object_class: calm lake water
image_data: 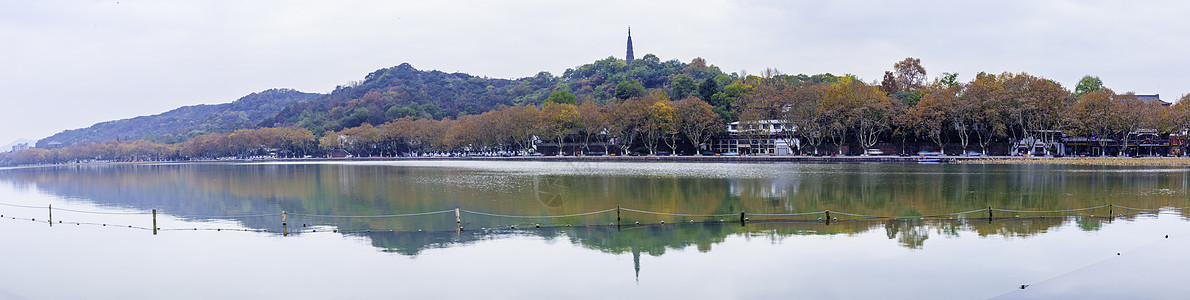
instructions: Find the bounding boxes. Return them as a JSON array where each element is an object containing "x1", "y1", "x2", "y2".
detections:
[{"x1": 1, "y1": 161, "x2": 1189, "y2": 299}]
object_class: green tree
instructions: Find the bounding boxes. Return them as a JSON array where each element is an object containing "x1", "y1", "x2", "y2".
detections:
[
  {"x1": 1074, "y1": 75, "x2": 1104, "y2": 98},
  {"x1": 614, "y1": 79, "x2": 647, "y2": 100},
  {"x1": 669, "y1": 74, "x2": 697, "y2": 100},
  {"x1": 940, "y1": 72, "x2": 960, "y2": 87},
  {"x1": 698, "y1": 78, "x2": 721, "y2": 103},
  {"x1": 545, "y1": 90, "x2": 577, "y2": 105}
]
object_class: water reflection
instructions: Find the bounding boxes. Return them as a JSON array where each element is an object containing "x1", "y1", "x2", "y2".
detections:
[{"x1": 0, "y1": 161, "x2": 1187, "y2": 256}]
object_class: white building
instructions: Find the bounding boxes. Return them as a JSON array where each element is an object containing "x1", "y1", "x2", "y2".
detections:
[{"x1": 711, "y1": 120, "x2": 799, "y2": 155}]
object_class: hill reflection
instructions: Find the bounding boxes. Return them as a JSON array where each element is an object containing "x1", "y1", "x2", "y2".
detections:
[{"x1": 1, "y1": 161, "x2": 1186, "y2": 254}]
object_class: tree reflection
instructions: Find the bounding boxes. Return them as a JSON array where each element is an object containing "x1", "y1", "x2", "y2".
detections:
[{"x1": 0, "y1": 162, "x2": 1186, "y2": 255}]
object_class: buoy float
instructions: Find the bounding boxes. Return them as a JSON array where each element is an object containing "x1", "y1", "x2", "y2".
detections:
[{"x1": 660, "y1": 221, "x2": 665, "y2": 225}]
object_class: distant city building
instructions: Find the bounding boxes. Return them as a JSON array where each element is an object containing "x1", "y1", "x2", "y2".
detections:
[
  {"x1": 11, "y1": 143, "x2": 30, "y2": 152},
  {"x1": 625, "y1": 27, "x2": 634, "y2": 64}
]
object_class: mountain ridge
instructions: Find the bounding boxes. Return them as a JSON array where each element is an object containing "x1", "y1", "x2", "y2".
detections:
[{"x1": 37, "y1": 88, "x2": 322, "y2": 147}]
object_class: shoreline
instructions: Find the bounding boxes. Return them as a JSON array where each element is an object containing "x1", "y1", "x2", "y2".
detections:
[{"x1": 5, "y1": 155, "x2": 1190, "y2": 169}]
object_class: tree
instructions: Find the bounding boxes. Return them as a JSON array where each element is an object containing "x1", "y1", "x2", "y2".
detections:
[
  {"x1": 848, "y1": 83, "x2": 896, "y2": 152},
  {"x1": 880, "y1": 71, "x2": 898, "y2": 94},
  {"x1": 698, "y1": 78, "x2": 721, "y2": 104},
  {"x1": 607, "y1": 98, "x2": 649, "y2": 155},
  {"x1": 539, "y1": 102, "x2": 579, "y2": 155},
  {"x1": 639, "y1": 91, "x2": 675, "y2": 155},
  {"x1": 1071, "y1": 89, "x2": 1117, "y2": 156},
  {"x1": 909, "y1": 84, "x2": 953, "y2": 155},
  {"x1": 673, "y1": 97, "x2": 722, "y2": 153},
  {"x1": 669, "y1": 74, "x2": 697, "y2": 100},
  {"x1": 894, "y1": 57, "x2": 927, "y2": 93},
  {"x1": 575, "y1": 101, "x2": 609, "y2": 154},
  {"x1": 788, "y1": 84, "x2": 828, "y2": 155},
  {"x1": 614, "y1": 79, "x2": 647, "y2": 100},
  {"x1": 1074, "y1": 75, "x2": 1104, "y2": 98},
  {"x1": 939, "y1": 72, "x2": 960, "y2": 87},
  {"x1": 1172, "y1": 94, "x2": 1190, "y2": 137},
  {"x1": 545, "y1": 90, "x2": 577, "y2": 105},
  {"x1": 506, "y1": 105, "x2": 542, "y2": 153}
]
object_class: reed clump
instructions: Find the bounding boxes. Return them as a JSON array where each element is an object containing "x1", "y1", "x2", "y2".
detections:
[{"x1": 964, "y1": 157, "x2": 1190, "y2": 166}]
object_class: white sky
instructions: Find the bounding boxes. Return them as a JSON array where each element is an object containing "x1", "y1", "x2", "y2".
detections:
[{"x1": 2, "y1": 0, "x2": 1188, "y2": 146}]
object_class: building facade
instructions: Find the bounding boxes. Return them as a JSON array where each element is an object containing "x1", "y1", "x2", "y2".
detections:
[{"x1": 711, "y1": 120, "x2": 798, "y2": 155}]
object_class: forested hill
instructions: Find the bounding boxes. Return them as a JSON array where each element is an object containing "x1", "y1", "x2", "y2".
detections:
[
  {"x1": 262, "y1": 54, "x2": 733, "y2": 135},
  {"x1": 37, "y1": 88, "x2": 321, "y2": 148}
]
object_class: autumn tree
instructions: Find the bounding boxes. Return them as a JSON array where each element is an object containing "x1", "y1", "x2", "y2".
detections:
[
  {"x1": 787, "y1": 84, "x2": 827, "y2": 154},
  {"x1": 607, "y1": 97, "x2": 649, "y2": 155},
  {"x1": 539, "y1": 101, "x2": 580, "y2": 155},
  {"x1": 673, "y1": 97, "x2": 723, "y2": 153},
  {"x1": 1172, "y1": 94, "x2": 1190, "y2": 136},
  {"x1": 894, "y1": 57, "x2": 927, "y2": 92},
  {"x1": 908, "y1": 84, "x2": 953, "y2": 154},
  {"x1": 575, "y1": 101, "x2": 609, "y2": 154},
  {"x1": 638, "y1": 90, "x2": 675, "y2": 155},
  {"x1": 505, "y1": 105, "x2": 542, "y2": 154},
  {"x1": 1071, "y1": 89, "x2": 1117, "y2": 155}
]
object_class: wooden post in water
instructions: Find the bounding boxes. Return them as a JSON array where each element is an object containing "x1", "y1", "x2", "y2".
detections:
[
  {"x1": 825, "y1": 210, "x2": 831, "y2": 225},
  {"x1": 152, "y1": 209, "x2": 157, "y2": 235},
  {"x1": 48, "y1": 204, "x2": 52, "y2": 227},
  {"x1": 282, "y1": 211, "x2": 288, "y2": 237},
  {"x1": 455, "y1": 208, "x2": 462, "y2": 231},
  {"x1": 1108, "y1": 204, "x2": 1113, "y2": 221},
  {"x1": 616, "y1": 206, "x2": 621, "y2": 227},
  {"x1": 987, "y1": 206, "x2": 993, "y2": 222},
  {"x1": 739, "y1": 211, "x2": 746, "y2": 226}
]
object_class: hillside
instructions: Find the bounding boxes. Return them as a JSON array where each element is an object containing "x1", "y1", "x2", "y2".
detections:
[
  {"x1": 263, "y1": 54, "x2": 733, "y2": 135},
  {"x1": 37, "y1": 88, "x2": 321, "y2": 147}
]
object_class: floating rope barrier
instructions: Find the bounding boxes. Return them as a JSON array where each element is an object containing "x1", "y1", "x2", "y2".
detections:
[
  {"x1": 748, "y1": 211, "x2": 826, "y2": 216},
  {"x1": 990, "y1": 205, "x2": 1109, "y2": 213},
  {"x1": 461, "y1": 208, "x2": 616, "y2": 219},
  {"x1": 0, "y1": 202, "x2": 47, "y2": 209},
  {"x1": 619, "y1": 208, "x2": 739, "y2": 217},
  {"x1": 290, "y1": 210, "x2": 455, "y2": 218},
  {"x1": 1113, "y1": 205, "x2": 1168, "y2": 212},
  {"x1": 6, "y1": 199, "x2": 1190, "y2": 236},
  {"x1": 50, "y1": 207, "x2": 149, "y2": 215},
  {"x1": 172, "y1": 213, "x2": 281, "y2": 219}
]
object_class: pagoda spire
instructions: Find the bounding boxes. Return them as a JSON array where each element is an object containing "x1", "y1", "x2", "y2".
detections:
[{"x1": 626, "y1": 26, "x2": 635, "y2": 64}]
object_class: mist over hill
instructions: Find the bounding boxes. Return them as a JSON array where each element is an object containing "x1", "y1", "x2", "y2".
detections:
[{"x1": 37, "y1": 88, "x2": 322, "y2": 147}]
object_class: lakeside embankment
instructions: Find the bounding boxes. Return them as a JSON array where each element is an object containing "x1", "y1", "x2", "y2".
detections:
[
  {"x1": 6, "y1": 155, "x2": 1190, "y2": 169},
  {"x1": 962, "y1": 157, "x2": 1190, "y2": 166}
]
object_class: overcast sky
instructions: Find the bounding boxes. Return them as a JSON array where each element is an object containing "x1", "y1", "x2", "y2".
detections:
[{"x1": 2, "y1": 0, "x2": 1188, "y2": 146}]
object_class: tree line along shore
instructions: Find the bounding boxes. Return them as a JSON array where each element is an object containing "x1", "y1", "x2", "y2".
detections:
[{"x1": 4, "y1": 57, "x2": 1190, "y2": 167}]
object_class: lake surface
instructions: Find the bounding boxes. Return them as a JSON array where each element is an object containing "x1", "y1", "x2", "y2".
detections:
[{"x1": 1, "y1": 161, "x2": 1188, "y2": 299}]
